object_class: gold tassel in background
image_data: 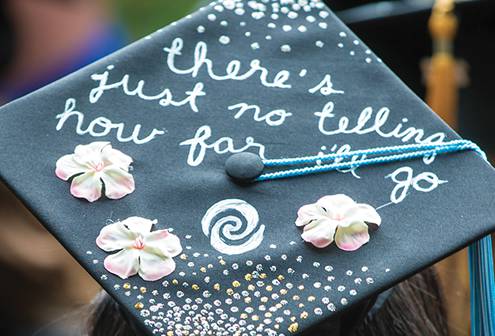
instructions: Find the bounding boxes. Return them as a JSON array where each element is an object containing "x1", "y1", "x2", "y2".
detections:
[{"x1": 425, "y1": 0, "x2": 458, "y2": 128}]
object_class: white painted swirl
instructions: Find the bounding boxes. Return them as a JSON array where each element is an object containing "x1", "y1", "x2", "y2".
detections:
[{"x1": 201, "y1": 199, "x2": 265, "y2": 255}]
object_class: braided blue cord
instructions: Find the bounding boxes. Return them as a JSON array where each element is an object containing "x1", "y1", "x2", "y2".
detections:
[
  {"x1": 263, "y1": 139, "x2": 483, "y2": 167},
  {"x1": 257, "y1": 140, "x2": 483, "y2": 181},
  {"x1": 257, "y1": 139, "x2": 495, "y2": 334}
]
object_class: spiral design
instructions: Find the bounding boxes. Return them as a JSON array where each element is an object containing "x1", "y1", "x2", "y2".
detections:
[{"x1": 201, "y1": 199, "x2": 265, "y2": 255}]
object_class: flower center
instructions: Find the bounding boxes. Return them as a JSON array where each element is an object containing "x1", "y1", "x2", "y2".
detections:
[
  {"x1": 94, "y1": 161, "x2": 105, "y2": 172},
  {"x1": 133, "y1": 236, "x2": 145, "y2": 250}
]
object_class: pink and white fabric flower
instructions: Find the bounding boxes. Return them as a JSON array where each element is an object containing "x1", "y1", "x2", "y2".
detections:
[
  {"x1": 55, "y1": 142, "x2": 135, "y2": 202},
  {"x1": 296, "y1": 194, "x2": 381, "y2": 251},
  {"x1": 96, "y1": 217, "x2": 182, "y2": 281}
]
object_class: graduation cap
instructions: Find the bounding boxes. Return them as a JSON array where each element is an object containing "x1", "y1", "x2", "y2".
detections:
[{"x1": 0, "y1": 0, "x2": 495, "y2": 335}]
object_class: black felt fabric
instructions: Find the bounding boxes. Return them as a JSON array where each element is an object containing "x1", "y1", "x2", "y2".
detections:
[{"x1": 1, "y1": 1, "x2": 495, "y2": 335}]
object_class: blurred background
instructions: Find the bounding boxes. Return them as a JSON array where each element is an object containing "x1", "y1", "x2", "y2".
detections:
[{"x1": 0, "y1": 0, "x2": 493, "y2": 335}]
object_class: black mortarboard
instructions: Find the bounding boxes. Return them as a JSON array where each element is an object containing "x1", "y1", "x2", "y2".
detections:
[{"x1": 1, "y1": 1, "x2": 495, "y2": 335}]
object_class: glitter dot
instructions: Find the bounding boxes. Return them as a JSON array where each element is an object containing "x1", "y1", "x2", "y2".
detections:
[
  {"x1": 353, "y1": 40, "x2": 360, "y2": 45},
  {"x1": 346, "y1": 270, "x2": 353, "y2": 276},
  {"x1": 315, "y1": 40, "x2": 324, "y2": 48},
  {"x1": 288, "y1": 11, "x2": 298, "y2": 19},
  {"x1": 338, "y1": 43, "x2": 344, "y2": 48},
  {"x1": 361, "y1": 266, "x2": 369, "y2": 272},
  {"x1": 219, "y1": 36, "x2": 231, "y2": 45},
  {"x1": 366, "y1": 277, "x2": 374, "y2": 284},
  {"x1": 235, "y1": 8, "x2": 245, "y2": 15},
  {"x1": 306, "y1": 15, "x2": 316, "y2": 23},
  {"x1": 208, "y1": 14, "x2": 216, "y2": 21},
  {"x1": 319, "y1": 22, "x2": 328, "y2": 29},
  {"x1": 281, "y1": 44, "x2": 291, "y2": 53},
  {"x1": 366, "y1": 58, "x2": 372, "y2": 63},
  {"x1": 338, "y1": 285, "x2": 345, "y2": 292},
  {"x1": 298, "y1": 25, "x2": 307, "y2": 32},
  {"x1": 265, "y1": 35, "x2": 272, "y2": 40},
  {"x1": 299, "y1": 69, "x2": 307, "y2": 77},
  {"x1": 341, "y1": 298, "x2": 348, "y2": 305},
  {"x1": 350, "y1": 51, "x2": 356, "y2": 56},
  {"x1": 220, "y1": 20, "x2": 228, "y2": 26},
  {"x1": 245, "y1": 31, "x2": 251, "y2": 37},
  {"x1": 282, "y1": 25, "x2": 292, "y2": 32},
  {"x1": 252, "y1": 12, "x2": 265, "y2": 20},
  {"x1": 320, "y1": 11, "x2": 329, "y2": 18},
  {"x1": 350, "y1": 289, "x2": 357, "y2": 296},
  {"x1": 327, "y1": 303, "x2": 336, "y2": 311}
]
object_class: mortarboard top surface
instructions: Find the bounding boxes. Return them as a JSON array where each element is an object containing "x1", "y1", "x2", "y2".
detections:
[{"x1": 1, "y1": 0, "x2": 495, "y2": 335}]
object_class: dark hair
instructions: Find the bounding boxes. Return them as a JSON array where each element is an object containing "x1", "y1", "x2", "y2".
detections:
[
  {"x1": 81, "y1": 268, "x2": 448, "y2": 336},
  {"x1": 353, "y1": 268, "x2": 449, "y2": 336}
]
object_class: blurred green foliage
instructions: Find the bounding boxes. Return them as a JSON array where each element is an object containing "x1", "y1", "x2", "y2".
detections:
[{"x1": 116, "y1": 1, "x2": 200, "y2": 39}]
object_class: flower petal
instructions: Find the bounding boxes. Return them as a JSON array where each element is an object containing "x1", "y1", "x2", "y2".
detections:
[
  {"x1": 70, "y1": 172, "x2": 102, "y2": 202},
  {"x1": 138, "y1": 252, "x2": 176, "y2": 281},
  {"x1": 334, "y1": 221, "x2": 370, "y2": 251},
  {"x1": 101, "y1": 167, "x2": 135, "y2": 199},
  {"x1": 96, "y1": 222, "x2": 136, "y2": 252},
  {"x1": 101, "y1": 145, "x2": 133, "y2": 171},
  {"x1": 103, "y1": 249, "x2": 140, "y2": 279},
  {"x1": 73, "y1": 142, "x2": 110, "y2": 167},
  {"x1": 301, "y1": 219, "x2": 337, "y2": 248},
  {"x1": 120, "y1": 216, "x2": 156, "y2": 235},
  {"x1": 144, "y1": 230, "x2": 183, "y2": 258},
  {"x1": 317, "y1": 194, "x2": 356, "y2": 216},
  {"x1": 344, "y1": 204, "x2": 382, "y2": 226},
  {"x1": 295, "y1": 203, "x2": 326, "y2": 227},
  {"x1": 55, "y1": 154, "x2": 89, "y2": 180}
]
